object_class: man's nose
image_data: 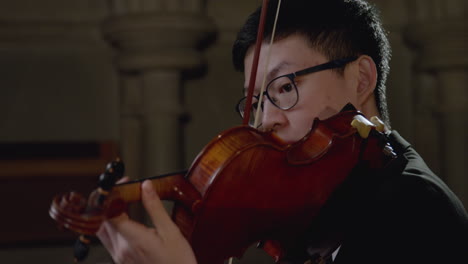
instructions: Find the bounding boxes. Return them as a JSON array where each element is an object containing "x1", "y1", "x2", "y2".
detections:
[{"x1": 260, "y1": 99, "x2": 287, "y2": 132}]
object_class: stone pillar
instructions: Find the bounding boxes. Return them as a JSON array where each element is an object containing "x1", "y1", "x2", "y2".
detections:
[
  {"x1": 184, "y1": 0, "x2": 259, "y2": 161},
  {"x1": 141, "y1": 70, "x2": 183, "y2": 176},
  {"x1": 0, "y1": 1, "x2": 118, "y2": 142},
  {"x1": 119, "y1": 75, "x2": 144, "y2": 179},
  {"x1": 411, "y1": 72, "x2": 442, "y2": 174},
  {"x1": 370, "y1": 0, "x2": 414, "y2": 140},
  {"x1": 405, "y1": 0, "x2": 468, "y2": 206},
  {"x1": 103, "y1": 0, "x2": 215, "y2": 179}
]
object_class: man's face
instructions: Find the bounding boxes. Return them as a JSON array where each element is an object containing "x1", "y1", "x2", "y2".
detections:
[{"x1": 243, "y1": 34, "x2": 360, "y2": 143}]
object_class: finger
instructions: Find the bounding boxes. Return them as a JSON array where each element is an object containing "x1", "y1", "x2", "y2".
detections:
[
  {"x1": 96, "y1": 213, "x2": 129, "y2": 244},
  {"x1": 97, "y1": 213, "x2": 129, "y2": 252},
  {"x1": 97, "y1": 221, "x2": 116, "y2": 254},
  {"x1": 98, "y1": 217, "x2": 149, "y2": 264},
  {"x1": 141, "y1": 180, "x2": 175, "y2": 231},
  {"x1": 108, "y1": 211, "x2": 130, "y2": 222},
  {"x1": 107, "y1": 213, "x2": 155, "y2": 244},
  {"x1": 116, "y1": 176, "x2": 130, "y2": 184}
]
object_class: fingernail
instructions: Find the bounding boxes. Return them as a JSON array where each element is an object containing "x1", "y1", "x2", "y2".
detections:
[{"x1": 142, "y1": 180, "x2": 155, "y2": 196}]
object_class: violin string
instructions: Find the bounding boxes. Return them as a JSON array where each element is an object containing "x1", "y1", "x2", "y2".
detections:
[
  {"x1": 242, "y1": 0, "x2": 269, "y2": 125},
  {"x1": 253, "y1": 0, "x2": 283, "y2": 129}
]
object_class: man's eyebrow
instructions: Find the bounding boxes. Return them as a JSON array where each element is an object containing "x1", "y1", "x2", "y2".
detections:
[{"x1": 243, "y1": 62, "x2": 292, "y2": 94}]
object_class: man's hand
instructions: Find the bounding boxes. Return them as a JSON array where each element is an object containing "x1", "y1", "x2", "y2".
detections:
[{"x1": 97, "y1": 180, "x2": 197, "y2": 264}]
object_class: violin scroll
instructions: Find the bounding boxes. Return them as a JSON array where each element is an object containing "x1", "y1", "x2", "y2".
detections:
[{"x1": 49, "y1": 159, "x2": 126, "y2": 262}]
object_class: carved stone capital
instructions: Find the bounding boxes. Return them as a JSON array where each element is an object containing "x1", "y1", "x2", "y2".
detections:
[
  {"x1": 0, "y1": 21, "x2": 109, "y2": 51},
  {"x1": 103, "y1": 13, "x2": 215, "y2": 71},
  {"x1": 370, "y1": 0, "x2": 409, "y2": 30},
  {"x1": 404, "y1": 0, "x2": 468, "y2": 71},
  {"x1": 405, "y1": 19, "x2": 468, "y2": 71}
]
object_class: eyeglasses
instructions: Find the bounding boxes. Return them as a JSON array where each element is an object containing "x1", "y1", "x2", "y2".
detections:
[{"x1": 236, "y1": 56, "x2": 358, "y2": 127}]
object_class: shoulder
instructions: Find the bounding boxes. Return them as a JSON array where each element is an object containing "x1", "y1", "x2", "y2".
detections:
[
  {"x1": 382, "y1": 131, "x2": 467, "y2": 220},
  {"x1": 351, "y1": 131, "x2": 468, "y2": 263}
]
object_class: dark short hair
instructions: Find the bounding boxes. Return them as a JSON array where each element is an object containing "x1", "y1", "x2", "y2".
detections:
[{"x1": 232, "y1": 0, "x2": 391, "y2": 124}]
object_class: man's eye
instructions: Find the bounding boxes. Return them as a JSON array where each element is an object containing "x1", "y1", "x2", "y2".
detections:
[
  {"x1": 252, "y1": 101, "x2": 264, "y2": 111},
  {"x1": 280, "y1": 83, "x2": 293, "y2": 93},
  {"x1": 252, "y1": 102, "x2": 259, "y2": 110}
]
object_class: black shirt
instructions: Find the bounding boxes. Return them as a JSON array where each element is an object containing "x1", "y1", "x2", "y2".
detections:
[{"x1": 285, "y1": 131, "x2": 468, "y2": 264}]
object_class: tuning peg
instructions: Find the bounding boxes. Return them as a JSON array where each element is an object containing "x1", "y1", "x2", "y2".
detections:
[
  {"x1": 73, "y1": 235, "x2": 91, "y2": 262},
  {"x1": 97, "y1": 159, "x2": 126, "y2": 204},
  {"x1": 105, "y1": 158, "x2": 125, "y2": 180},
  {"x1": 98, "y1": 172, "x2": 116, "y2": 192},
  {"x1": 256, "y1": 240, "x2": 265, "y2": 248}
]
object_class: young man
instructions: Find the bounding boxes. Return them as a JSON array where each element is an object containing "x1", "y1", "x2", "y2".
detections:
[{"x1": 97, "y1": 0, "x2": 468, "y2": 263}]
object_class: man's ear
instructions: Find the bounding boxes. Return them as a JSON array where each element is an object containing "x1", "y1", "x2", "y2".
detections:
[{"x1": 356, "y1": 55, "x2": 377, "y2": 105}]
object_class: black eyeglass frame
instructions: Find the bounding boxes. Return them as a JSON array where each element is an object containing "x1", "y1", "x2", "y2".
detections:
[{"x1": 236, "y1": 56, "x2": 358, "y2": 119}]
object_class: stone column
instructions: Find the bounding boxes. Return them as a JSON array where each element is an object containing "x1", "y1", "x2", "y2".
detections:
[
  {"x1": 184, "y1": 0, "x2": 259, "y2": 160},
  {"x1": 119, "y1": 75, "x2": 144, "y2": 179},
  {"x1": 0, "y1": 1, "x2": 118, "y2": 142},
  {"x1": 405, "y1": 0, "x2": 468, "y2": 206},
  {"x1": 103, "y1": 0, "x2": 215, "y2": 179},
  {"x1": 370, "y1": 0, "x2": 414, "y2": 140}
]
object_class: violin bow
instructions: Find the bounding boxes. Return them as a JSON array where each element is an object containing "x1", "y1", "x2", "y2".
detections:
[
  {"x1": 242, "y1": 0, "x2": 282, "y2": 128},
  {"x1": 231, "y1": 1, "x2": 282, "y2": 263},
  {"x1": 253, "y1": 0, "x2": 282, "y2": 128}
]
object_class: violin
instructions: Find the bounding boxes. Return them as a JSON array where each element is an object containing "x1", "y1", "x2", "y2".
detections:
[
  {"x1": 49, "y1": 105, "x2": 397, "y2": 263},
  {"x1": 50, "y1": 1, "x2": 398, "y2": 262}
]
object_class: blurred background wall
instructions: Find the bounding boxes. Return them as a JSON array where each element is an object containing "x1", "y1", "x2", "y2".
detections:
[{"x1": 0, "y1": 0, "x2": 466, "y2": 263}]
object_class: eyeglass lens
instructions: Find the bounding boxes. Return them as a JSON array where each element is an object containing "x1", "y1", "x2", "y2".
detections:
[
  {"x1": 238, "y1": 96, "x2": 263, "y2": 127},
  {"x1": 238, "y1": 76, "x2": 299, "y2": 127},
  {"x1": 266, "y1": 76, "x2": 298, "y2": 110}
]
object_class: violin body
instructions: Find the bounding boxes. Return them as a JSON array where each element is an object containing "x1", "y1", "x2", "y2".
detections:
[{"x1": 50, "y1": 108, "x2": 394, "y2": 263}]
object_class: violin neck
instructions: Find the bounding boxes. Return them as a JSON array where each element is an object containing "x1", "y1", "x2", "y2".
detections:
[{"x1": 111, "y1": 172, "x2": 201, "y2": 210}]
